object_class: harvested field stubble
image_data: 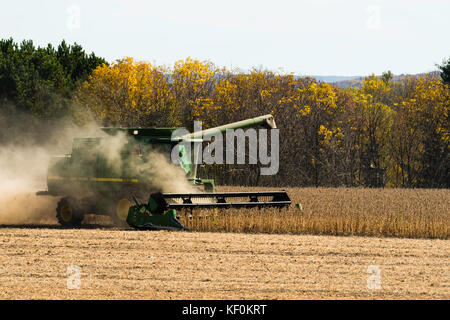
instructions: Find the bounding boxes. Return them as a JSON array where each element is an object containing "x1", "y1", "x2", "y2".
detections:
[
  {"x1": 0, "y1": 188, "x2": 448, "y2": 300},
  {"x1": 0, "y1": 228, "x2": 448, "y2": 299},
  {"x1": 179, "y1": 187, "x2": 450, "y2": 239}
]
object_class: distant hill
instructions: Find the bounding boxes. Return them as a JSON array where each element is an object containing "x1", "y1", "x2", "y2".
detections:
[
  {"x1": 306, "y1": 75, "x2": 362, "y2": 83},
  {"x1": 297, "y1": 72, "x2": 440, "y2": 88}
]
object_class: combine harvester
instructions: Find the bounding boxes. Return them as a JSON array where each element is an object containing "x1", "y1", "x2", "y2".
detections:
[{"x1": 37, "y1": 114, "x2": 291, "y2": 230}]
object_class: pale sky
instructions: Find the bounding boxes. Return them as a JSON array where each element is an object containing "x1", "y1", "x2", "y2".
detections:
[{"x1": 1, "y1": 0, "x2": 449, "y2": 76}]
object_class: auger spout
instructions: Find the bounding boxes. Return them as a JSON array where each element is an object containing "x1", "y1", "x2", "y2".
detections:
[{"x1": 176, "y1": 114, "x2": 276, "y2": 141}]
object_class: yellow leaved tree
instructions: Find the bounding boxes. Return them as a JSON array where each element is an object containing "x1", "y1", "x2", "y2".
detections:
[
  {"x1": 76, "y1": 57, "x2": 176, "y2": 127},
  {"x1": 390, "y1": 76, "x2": 449, "y2": 187},
  {"x1": 171, "y1": 57, "x2": 216, "y2": 129}
]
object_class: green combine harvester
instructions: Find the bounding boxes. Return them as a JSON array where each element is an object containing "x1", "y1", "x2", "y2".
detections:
[{"x1": 37, "y1": 114, "x2": 291, "y2": 230}]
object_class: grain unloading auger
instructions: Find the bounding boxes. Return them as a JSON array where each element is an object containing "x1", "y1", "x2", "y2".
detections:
[{"x1": 126, "y1": 191, "x2": 291, "y2": 230}]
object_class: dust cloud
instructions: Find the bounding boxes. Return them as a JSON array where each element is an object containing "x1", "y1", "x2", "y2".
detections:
[
  {"x1": 139, "y1": 151, "x2": 198, "y2": 194},
  {"x1": 97, "y1": 130, "x2": 199, "y2": 194},
  {"x1": 0, "y1": 116, "x2": 197, "y2": 225},
  {"x1": 0, "y1": 119, "x2": 103, "y2": 224},
  {"x1": 0, "y1": 145, "x2": 56, "y2": 224}
]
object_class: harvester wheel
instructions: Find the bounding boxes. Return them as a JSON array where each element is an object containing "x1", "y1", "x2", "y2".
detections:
[
  {"x1": 109, "y1": 198, "x2": 131, "y2": 227},
  {"x1": 56, "y1": 197, "x2": 84, "y2": 228}
]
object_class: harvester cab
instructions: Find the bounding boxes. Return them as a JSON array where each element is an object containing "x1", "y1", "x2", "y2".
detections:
[{"x1": 37, "y1": 114, "x2": 291, "y2": 229}]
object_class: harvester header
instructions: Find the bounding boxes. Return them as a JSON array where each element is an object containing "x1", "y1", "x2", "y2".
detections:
[{"x1": 127, "y1": 191, "x2": 291, "y2": 231}]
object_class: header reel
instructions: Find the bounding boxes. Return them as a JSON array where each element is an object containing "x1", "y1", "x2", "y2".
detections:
[{"x1": 126, "y1": 190, "x2": 291, "y2": 231}]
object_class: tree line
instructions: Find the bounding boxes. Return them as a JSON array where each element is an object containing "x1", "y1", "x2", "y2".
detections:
[
  {"x1": 1, "y1": 39, "x2": 449, "y2": 188},
  {"x1": 0, "y1": 38, "x2": 106, "y2": 143}
]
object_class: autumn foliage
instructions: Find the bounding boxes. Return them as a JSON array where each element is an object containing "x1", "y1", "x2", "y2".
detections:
[{"x1": 74, "y1": 57, "x2": 449, "y2": 188}]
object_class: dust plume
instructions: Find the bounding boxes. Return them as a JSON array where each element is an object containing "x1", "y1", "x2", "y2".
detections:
[
  {"x1": 139, "y1": 151, "x2": 198, "y2": 194},
  {"x1": 0, "y1": 145, "x2": 56, "y2": 224},
  {"x1": 0, "y1": 117, "x2": 103, "y2": 224},
  {"x1": 97, "y1": 131, "x2": 199, "y2": 194},
  {"x1": 0, "y1": 114, "x2": 198, "y2": 225}
]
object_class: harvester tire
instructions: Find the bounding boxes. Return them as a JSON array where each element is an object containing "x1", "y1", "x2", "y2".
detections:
[
  {"x1": 108, "y1": 187, "x2": 147, "y2": 227},
  {"x1": 109, "y1": 197, "x2": 132, "y2": 227},
  {"x1": 56, "y1": 197, "x2": 84, "y2": 228}
]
